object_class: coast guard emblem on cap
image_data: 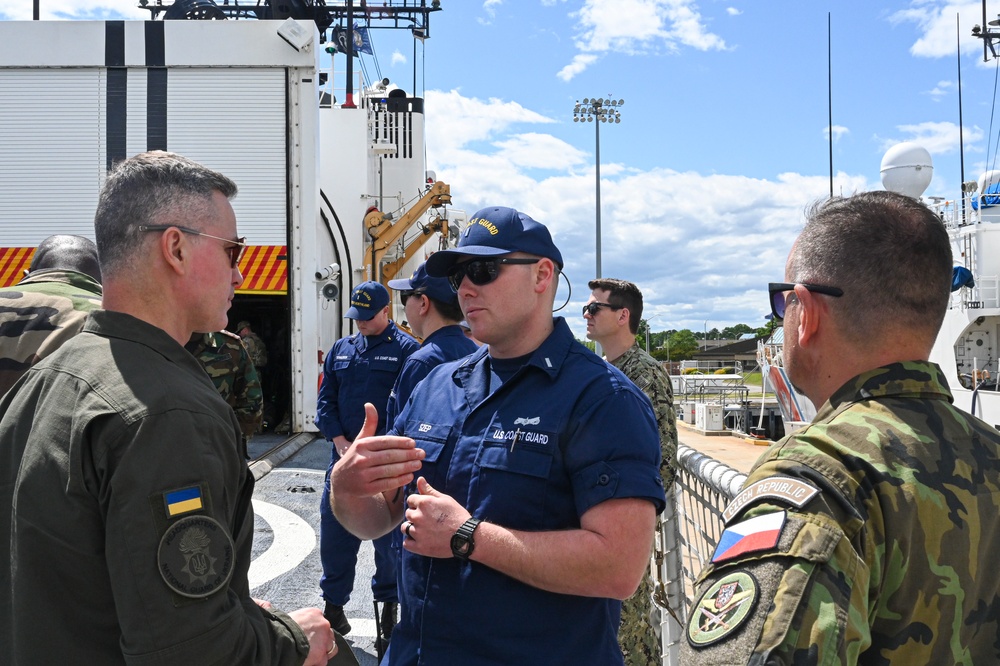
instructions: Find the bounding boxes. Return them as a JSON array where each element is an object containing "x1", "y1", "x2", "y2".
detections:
[
  {"x1": 158, "y1": 515, "x2": 234, "y2": 598},
  {"x1": 687, "y1": 570, "x2": 758, "y2": 647}
]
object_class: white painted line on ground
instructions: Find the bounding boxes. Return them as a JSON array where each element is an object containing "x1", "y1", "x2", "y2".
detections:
[
  {"x1": 248, "y1": 499, "x2": 317, "y2": 589},
  {"x1": 342, "y1": 618, "x2": 378, "y2": 639}
]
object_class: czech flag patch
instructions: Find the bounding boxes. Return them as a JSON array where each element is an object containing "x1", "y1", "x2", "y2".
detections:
[
  {"x1": 711, "y1": 511, "x2": 785, "y2": 564},
  {"x1": 164, "y1": 486, "x2": 204, "y2": 518}
]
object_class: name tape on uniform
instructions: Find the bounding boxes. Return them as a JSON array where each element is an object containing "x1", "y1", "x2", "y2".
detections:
[{"x1": 722, "y1": 476, "x2": 819, "y2": 524}]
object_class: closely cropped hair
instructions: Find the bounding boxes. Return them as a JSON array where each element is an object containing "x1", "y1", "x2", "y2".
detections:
[
  {"x1": 588, "y1": 277, "x2": 644, "y2": 334},
  {"x1": 790, "y1": 190, "x2": 952, "y2": 344},
  {"x1": 428, "y1": 295, "x2": 465, "y2": 323},
  {"x1": 95, "y1": 151, "x2": 238, "y2": 278}
]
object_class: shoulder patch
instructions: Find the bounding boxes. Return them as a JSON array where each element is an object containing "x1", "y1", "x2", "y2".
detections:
[
  {"x1": 158, "y1": 515, "x2": 234, "y2": 598},
  {"x1": 712, "y1": 511, "x2": 786, "y2": 564},
  {"x1": 163, "y1": 486, "x2": 204, "y2": 518},
  {"x1": 163, "y1": 485, "x2": 204, "y2": 518},
  {"x1": 687, "y1": 570, "x2": 759, "y2": 648},
  {"x1": 722, "y1": 476, "x2": 819, "y2": 524}
]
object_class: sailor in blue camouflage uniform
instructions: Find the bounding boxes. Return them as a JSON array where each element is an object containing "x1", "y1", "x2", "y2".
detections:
[
  {"x1": 315, "y1": 281, "x2": 419, "y2": 638},
  {"x1": 0, "y1": 234, "x2": 102, "y2": 395},
  {"x1": 329, "y1": 206, "x2": 666, "y2": 665},
  {"x1": 683, "y1": 191, "x2": 1000, "y2": 664}
]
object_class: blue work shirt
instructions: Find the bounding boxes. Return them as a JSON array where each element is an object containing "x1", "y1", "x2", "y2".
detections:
[
  {"x1": 387, "y1": 317, "x2": 665, "y2": 665},
  {"x1": 315, "y1": 320, "x2": 418, "y2": 441},
  {"x1": 385, "y1": 324, "x2": 478, "y2": 429}
]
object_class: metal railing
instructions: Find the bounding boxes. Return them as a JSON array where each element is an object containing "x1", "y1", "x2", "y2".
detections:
[{"x1": 658, "y1": 444, "x2": 747, "y2": 664}]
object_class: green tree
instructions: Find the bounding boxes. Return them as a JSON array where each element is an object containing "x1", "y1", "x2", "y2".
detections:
[
  {"x1": 721, "y1": 323, "x2": 754, "y2": 339},
  {"x1": 669, "y1": 329, "x2": 699, "y2": 360}
]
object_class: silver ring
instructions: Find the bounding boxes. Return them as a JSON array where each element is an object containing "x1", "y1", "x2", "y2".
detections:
[{"x1": 404, "y1": 521, "x2": 413, "y2": 538}]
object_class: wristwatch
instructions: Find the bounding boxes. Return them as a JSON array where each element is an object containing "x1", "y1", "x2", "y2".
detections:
[{"x1": 450, "y1": 517, "x2": 481, "y2": 561}]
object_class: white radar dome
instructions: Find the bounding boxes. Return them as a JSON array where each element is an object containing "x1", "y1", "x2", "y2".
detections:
[{"x1": 880, "y1": 142, "x2": 933, "y2": 198}]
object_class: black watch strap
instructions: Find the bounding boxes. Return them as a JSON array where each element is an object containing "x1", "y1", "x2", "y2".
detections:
[{"x1": 450, "y1": 517, "x2": 481, "y2": 561}]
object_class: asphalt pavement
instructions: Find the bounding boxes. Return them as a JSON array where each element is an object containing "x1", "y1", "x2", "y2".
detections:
[{"x1": 248, "y1": 433, "x2": 384, "y2": 665}]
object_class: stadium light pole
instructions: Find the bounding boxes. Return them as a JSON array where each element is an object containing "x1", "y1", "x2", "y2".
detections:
[{"x1": 573, "y1": 96, "x2": 624, "y2": 280}]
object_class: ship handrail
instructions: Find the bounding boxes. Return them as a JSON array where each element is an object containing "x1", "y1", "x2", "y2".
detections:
[{"x1": 658, "y1": 443, "x2": 748, "y2": 663}]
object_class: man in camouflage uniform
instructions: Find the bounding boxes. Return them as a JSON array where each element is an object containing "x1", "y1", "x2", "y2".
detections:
[
  {"x1": 237, "y1": 320, "x2": 268, "y2": 369},
  {"x1": 585, "y1": 277, "x2": 678, "y2": 665},
  {"x1": 683, "y1": 191, "x2": 1000, "y2": 664},
  {"x1": 0, "y1": 234, "x2": 102, "y2": 395},
  {"x1": 186, "y1": 330, "x2": 263, "y2": 451}
]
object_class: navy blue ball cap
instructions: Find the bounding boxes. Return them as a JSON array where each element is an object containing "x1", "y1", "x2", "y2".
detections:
[
  {"x1": 386, "y1": 261, "x2": 457, "y2": 306},
  {"x1": 345, "y1": 281, "x2": 390, "y2": 320},
  {"x1": 425, "y1": 206, "x2": 564, "y2": 277}
]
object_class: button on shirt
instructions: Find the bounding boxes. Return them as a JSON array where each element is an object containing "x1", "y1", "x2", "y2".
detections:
[
  {"x1": 316, "y1": 320, "x2": 419, "y2": 440},
  {"x1": 387, "y1": 317, "x2": 666, "y2": 665}
]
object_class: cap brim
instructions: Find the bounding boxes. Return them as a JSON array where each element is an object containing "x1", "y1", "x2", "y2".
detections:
[
  {"x1": 425, "y1": 246, "x2": 512, "y2": 276},
  {"x1": 344, "y1": 307, "x2": 377, "y2": 321},
  {"x1": 386, "y1": 277, "x2": 414, "y2": 291}
]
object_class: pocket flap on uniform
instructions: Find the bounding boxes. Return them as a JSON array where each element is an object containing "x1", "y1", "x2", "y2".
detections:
[{"x1": 408, "y1": 421, "x2": 451, "y2": 463}]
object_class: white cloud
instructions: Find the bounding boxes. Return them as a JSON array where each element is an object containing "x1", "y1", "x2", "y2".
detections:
[
  {"x1": 824, "y1": 125, "x2": 850, "y2": 142},
  {"x1": 0, "y1": 0, "x2": 144, "y2": 20},
  {"x1": 423, "y1": 88, "x2": 874, "y2": 336},
  {"x1": 425, "y1": 89, "x2": 555, "y2": 151},
  {"x1": 557, "y1": 53, "x2": 599, "y2": 81},
  {"x1": 478, "y1": 0, "x2": 504, "y2": 25},
  {"x1": 726, "y1": 7, "x2": 742, "y2": 16},
  {"x1": 391, "y1": 51, "x2": 406, "y2": 66},
  {"x1": 878, "y1": 120, "x2": 984, "y2": 155},
  {"x1": 492, "y1": 133, "x2": 589, "y2": 170},
  {"x1": 560, "y1": 0, "x2": 726, "y2": 80},
  {"x1": 889, "y1": 2, "x2": 983, "y2": 59},
  {"x1": 925, "y1": 79, "x2": 954, "y2": 100}
]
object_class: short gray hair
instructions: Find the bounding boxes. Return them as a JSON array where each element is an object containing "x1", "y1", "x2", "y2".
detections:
[
  {"x1": 94, "y1": 151, "x2": 237, "y2": 278},
  {"x1": 789, "y1": 190, "x2": 952, "y2": 344}
]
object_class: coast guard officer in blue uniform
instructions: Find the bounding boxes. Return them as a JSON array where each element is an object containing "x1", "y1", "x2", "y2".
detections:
[
  {"x1": 329, "y1": 207, "x2": 666, "y2": 665},
  {"x1": 315, "y1": 281, "x2": 418, "y2": 641},
  {"x1": 385, "y1": 260, "x2": 479, "y2": 428}
]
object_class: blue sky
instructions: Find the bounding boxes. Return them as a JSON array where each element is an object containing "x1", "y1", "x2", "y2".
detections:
[{"x1": 2, "y1": 0, "x2": 998, "y2": 339}]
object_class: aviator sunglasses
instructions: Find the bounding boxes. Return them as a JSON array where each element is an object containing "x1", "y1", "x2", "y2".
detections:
[
  {"x1": 768, "y1": 282, "x2": 843, "y2": 321},
  {"x1": 446, "y1": 257, "x2": 541, "y2": 291},
  {"x1": 139, "y1": 224, "x2": 247, "y2": 268}
]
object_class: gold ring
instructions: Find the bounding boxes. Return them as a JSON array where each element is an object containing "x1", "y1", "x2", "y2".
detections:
[{"x1": 327, "y1": 644, "x2": 336, "y2": 656}]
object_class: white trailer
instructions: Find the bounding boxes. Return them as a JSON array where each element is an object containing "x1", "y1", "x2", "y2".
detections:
[{"x1": 0, "y1": 19, "x2": 451, "y2": 433}]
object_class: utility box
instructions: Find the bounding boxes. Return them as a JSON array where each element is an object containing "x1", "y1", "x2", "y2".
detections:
[{"x1": 695, "y1": 404, "x2": 724, "y2": 431}]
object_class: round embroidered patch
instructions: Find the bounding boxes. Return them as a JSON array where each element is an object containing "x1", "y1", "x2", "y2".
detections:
[
  {"x1": 687, "y1": 570, "x2": 759, "y2": 648},
  {"x1": 158, "y1": 515, "x2": 235, "y2": 598}
]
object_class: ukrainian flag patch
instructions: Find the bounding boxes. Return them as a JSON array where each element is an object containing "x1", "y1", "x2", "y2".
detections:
[{"x1": 164, "y1": 486, "x2": 204, "y2": 517}]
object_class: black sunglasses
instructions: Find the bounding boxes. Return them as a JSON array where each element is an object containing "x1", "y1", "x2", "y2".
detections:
[
  {"x1": 582, "y1": 302, "x2": 622, "y2": 317},
  {"x1": 400, "y1": 290, "x2": 424, "y2": 306},
  {"x1": 139, "y1": 224, "x2": 247, "y2": 268},
  {"x1": 768, "y1": 282, "x2": 844, "y2": 321},
  {"x1": 446, "y1": 257, "x2": 541, "y2": 291}
]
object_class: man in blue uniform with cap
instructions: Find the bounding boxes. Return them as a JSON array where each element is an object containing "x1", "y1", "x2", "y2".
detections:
[
  {"x1": 385, "y1": 261, "x2": 478, "y2": 428},
  {"x1": 329, "y1": 207, "x2": 666, "y2": 665},
  {"x1": 315, "y1": 281, "x2": 418, "y2": 644}
]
